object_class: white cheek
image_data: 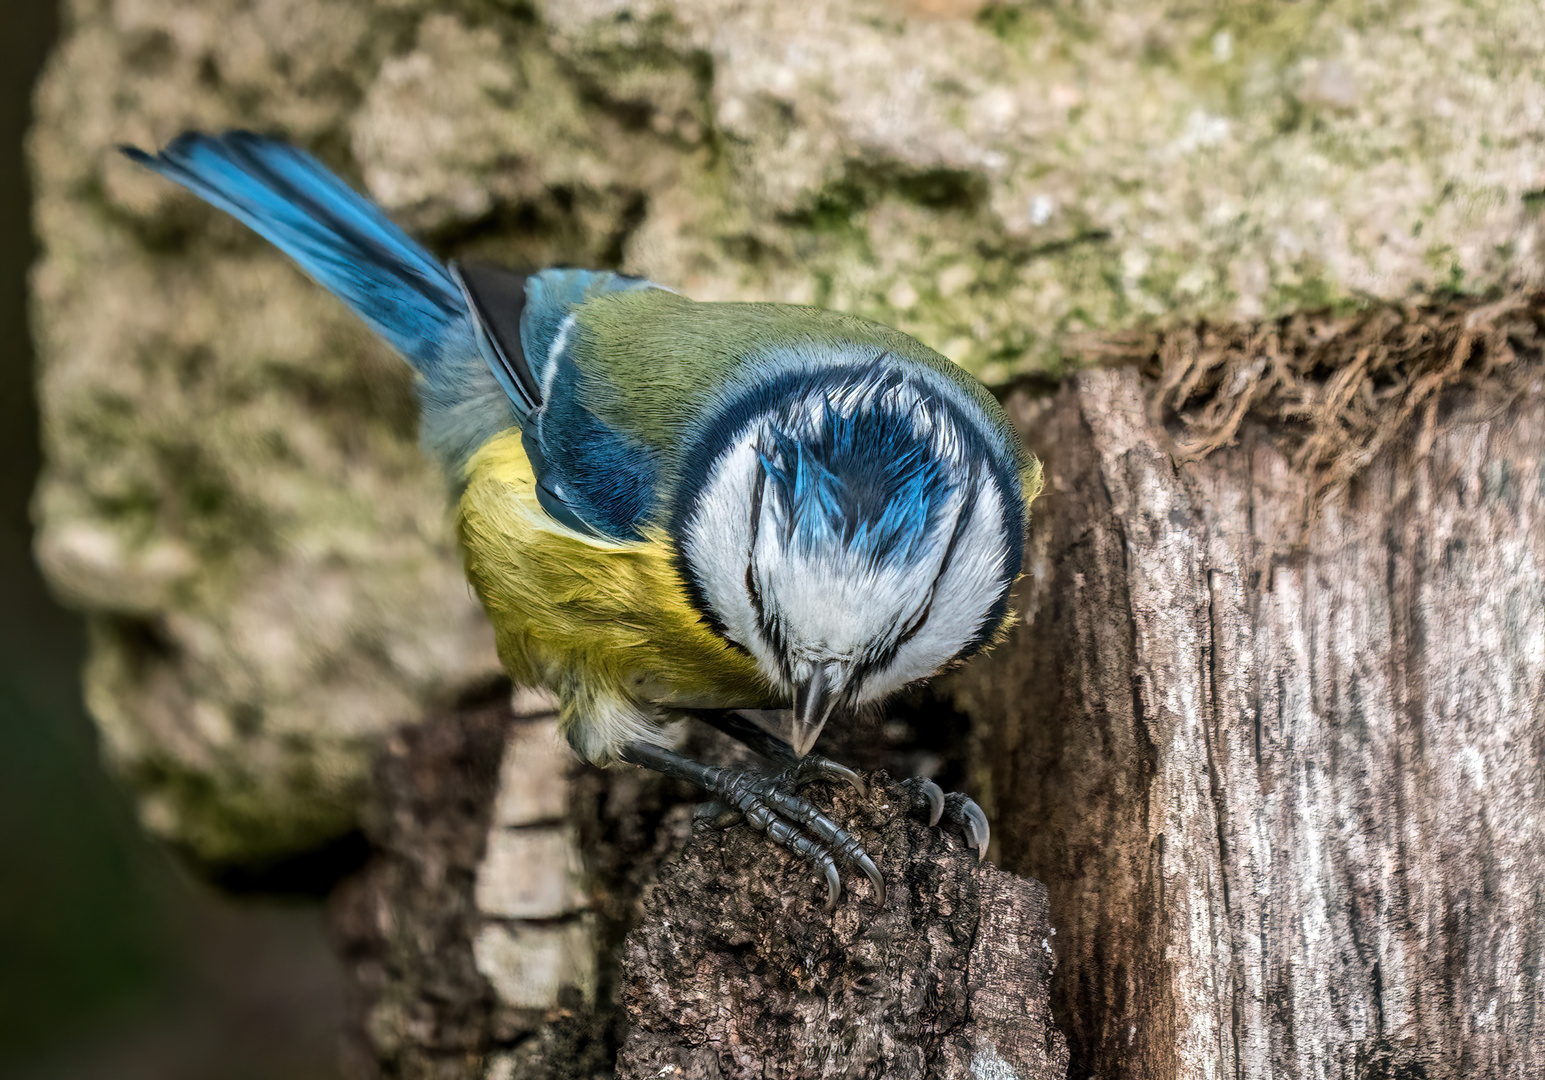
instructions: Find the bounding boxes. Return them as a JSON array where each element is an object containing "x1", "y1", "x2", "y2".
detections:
[
  {"x1": 683, "y1": 440, "x2": 758, "y2": 639},
  {"x1": 682, "y1": 435, "x2": 788, "y2": 684},
  {"x1": 859, "y1": 486, "x2": 1010, "y2": 701}
]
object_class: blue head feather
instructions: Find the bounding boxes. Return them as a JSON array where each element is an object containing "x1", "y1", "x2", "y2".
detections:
[{"x1": 758, "y1": 399, "x2": 954, "y2": 565}]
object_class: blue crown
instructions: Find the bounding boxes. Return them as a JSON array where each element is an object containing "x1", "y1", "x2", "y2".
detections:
[{"x1": 758, "y1": 399, "x2": 954, "y2": 565}]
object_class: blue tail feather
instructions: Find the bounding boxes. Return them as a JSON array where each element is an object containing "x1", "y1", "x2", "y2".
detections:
[{"x1": 122, "y1": 132, "x2": 467, "y2": 372}]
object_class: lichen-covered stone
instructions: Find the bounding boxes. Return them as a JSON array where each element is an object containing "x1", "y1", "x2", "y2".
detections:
[{"x1": 30, "y1": 0, "x2": 1545, "y2": 863}]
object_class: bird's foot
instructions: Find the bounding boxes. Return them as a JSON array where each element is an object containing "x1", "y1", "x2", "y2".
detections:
[
  {"x1": 902, "y1": 777, "x2": 990, "y2": 861},
  {"x1": 692, "y1": 767, "x2": 885, "y2": 911},
  {"x1": 694, "y1": 753, "x2": 866, "y2": 827},
  {"x1": 691, "y1": 709, "x2": 866, "y2": 799},
  {"x1": 625, "y1": 741, "x2": 884, "y2": 911}
]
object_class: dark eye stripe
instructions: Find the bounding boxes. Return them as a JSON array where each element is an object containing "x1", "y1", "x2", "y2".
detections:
[
  {"x1": 852, "y1": 487, "x2": 980, "y2": 690},
  {"x1": 895, "y1": 602, "x2": 932, "y2": 648},
  {"x1": 745, "y1": 562, "x2": 765, "y2": 624},
  {"x1": 745, "y1": 462, "x2": 768, "y2": 621},
  {"x1": 856, "y1": 599, "x2": 930, "y2": 685}
]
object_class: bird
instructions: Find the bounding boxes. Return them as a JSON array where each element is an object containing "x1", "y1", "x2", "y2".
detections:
[{"x1": 124, "y1": 131, "x2": 1042, "y2": 910}]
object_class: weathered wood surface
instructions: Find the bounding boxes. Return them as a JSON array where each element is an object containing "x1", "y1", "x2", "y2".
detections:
[{"x1": 949, "y1": 367, "x2": 1545, "y2": 1079}]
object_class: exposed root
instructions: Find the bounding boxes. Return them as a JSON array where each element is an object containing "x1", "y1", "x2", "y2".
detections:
[{"x1": 1080, "y1": 290, "x2": 1545, "y2": 500}]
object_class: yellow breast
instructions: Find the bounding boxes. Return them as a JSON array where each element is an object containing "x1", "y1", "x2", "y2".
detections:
[{"x1": 456, "y1": 430, "x2": 775, "y2": 718}]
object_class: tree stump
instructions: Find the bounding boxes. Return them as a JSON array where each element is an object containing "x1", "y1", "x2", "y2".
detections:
[
  {"x1": 333, "y1": 689, "x2": 1066, "y2": 1079},
  {"x1": 948, "y1": 359, "x2": 1545, "y2": 1079}
]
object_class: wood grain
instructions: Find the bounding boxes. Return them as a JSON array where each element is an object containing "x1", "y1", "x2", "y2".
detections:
[{"x1": 952, "y1": 368, "x2": 1545, "y2": 1079}]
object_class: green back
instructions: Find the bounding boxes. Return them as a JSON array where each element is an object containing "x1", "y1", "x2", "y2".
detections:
[{"x1": 568, "y1": 290, "x2": 1025, "y2": 481}]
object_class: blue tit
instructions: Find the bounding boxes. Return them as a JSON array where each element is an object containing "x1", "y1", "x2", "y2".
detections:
[{"x1": 125, "y1": 132, "x2": 1042, "y2": 908}]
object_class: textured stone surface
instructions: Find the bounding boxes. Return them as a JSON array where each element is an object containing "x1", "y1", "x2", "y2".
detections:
[
  {"x1": 472, "y1": 921, "x2": 596, "y2": 1011},
  {"x1": 488, "y1": 707, "x2": 571, "y2": 828},
  {"x1": 332, "y1": 695, "x2": 631, "y2": 1079},
  {"x1": 31, "y1": 0, "x2": 1545, "y2": 862},
  {"x1": 474, "y1": 829, "x2": 587, "y2": 919}
]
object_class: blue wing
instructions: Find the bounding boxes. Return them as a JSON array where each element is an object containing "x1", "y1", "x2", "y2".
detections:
[
  {"x1": 123, "y1": 132, "x2": 467, "y2": 372},
  {"x1": 128, "y1": 132, "x2": 666, "y2": 538},
  {"x1": 456, "y1": 263, "x2": 667, "y2": 540}
]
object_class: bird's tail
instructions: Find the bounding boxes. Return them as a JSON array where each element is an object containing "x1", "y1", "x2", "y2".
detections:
[{"x1": 122, "y1": 132, "x2": 468, "y2": 374}]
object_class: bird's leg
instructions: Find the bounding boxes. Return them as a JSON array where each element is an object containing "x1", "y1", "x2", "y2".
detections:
[
  {"x1": 691, "y1": 709, "x2": 867, "y2": 795},
  {"x1": 620, "y1": 739, "x2": 885, "y2": 910}
]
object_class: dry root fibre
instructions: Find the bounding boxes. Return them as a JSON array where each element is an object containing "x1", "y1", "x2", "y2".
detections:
[{"x1": 1079, "y1": 291, "x2": 1545, "y2": 500}]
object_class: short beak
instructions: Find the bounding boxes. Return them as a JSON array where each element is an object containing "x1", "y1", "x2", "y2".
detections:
[{"x1": 791, "y1": 662, "x2": 845, "y2": 758}]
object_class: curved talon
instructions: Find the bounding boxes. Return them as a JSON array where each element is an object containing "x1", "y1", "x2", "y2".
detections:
[
  {"x1": 790, "y1": 757, "x2": 868, "y2": 798},
  {"x1": 945, "y1": 793, "x2": 991, "y2": 860},
  {"x1": 619, "y1": 741, "x2": 884, "y2": 911},
  {"x1": 909, "y1": 778, "x2": 946, "y2": 827},
  {"x1": 904, "y1": 775, "x2": 991, "y2": 861},
  {"x1": 822, "y1": 862, "x2": 842, "y2": 913},
  {"x1": 962, "y1": 811, "x2": 987, "y2": 860},
  {"x1": 758, "y1": 785, "x2": 885, "y2": 906},
  {"x1": 855, "y1": 850, "x2": 887, "y2": 905},
  {"x1": 693, "y1": 710, "x2": 865, "y2": 798},
  {"x1": 742, "y1": 800, "x2": 845, "y2": 906}
]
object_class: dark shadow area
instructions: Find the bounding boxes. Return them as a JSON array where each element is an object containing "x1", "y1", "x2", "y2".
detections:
[{"x1": 0, "y1": 4, "x2": 346, "y2": 1076}]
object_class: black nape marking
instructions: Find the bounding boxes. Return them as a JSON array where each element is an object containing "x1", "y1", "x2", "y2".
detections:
[
  {"x1": 744, "y1": 563, "x2": 765, "y2": 625},
  {"x1": 895, "y1": 601, "x2": 932, "y2": 648}
]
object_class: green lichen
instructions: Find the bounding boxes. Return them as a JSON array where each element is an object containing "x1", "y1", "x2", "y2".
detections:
[
  {"x1": 128, "y1": 749, "x2": 363, "y2": 869},
  {"x1": 1271, "y1": 267, "x2": 1359, "y2": 314}
]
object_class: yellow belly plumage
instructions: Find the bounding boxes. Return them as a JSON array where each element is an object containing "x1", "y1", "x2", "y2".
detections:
[{"x1": 457, "y1": 430, "x2": 777, "y2": 762}]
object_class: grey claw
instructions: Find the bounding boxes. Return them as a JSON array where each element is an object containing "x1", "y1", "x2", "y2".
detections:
[
  {"x1": 920, "y1": 785, "x2": 992, "y2": 861},
  {"x1": 757, "y1": 783, "x2": 883, "y2": 909},
  {"x1": 857, "y1": 851, "x2": 887, "y2": 906},
  {"x1": 823, "y1": 862, "x2": 842, "y2": 913},
  {"x1": 902, "y1": 776, "x2": 946, "y2": 827},
  {"x1": 919, "y1": 779, "x2": 945, "y2": 827},
  {"x1": 821, "y1": 760, "x2": 868, "y2": 798},
  {"x1": 957, "y1": 798, "x2": 990, "y2": 860},
  {"x1": 788, "y1": 757, "x2": 867, "y2": 797}
]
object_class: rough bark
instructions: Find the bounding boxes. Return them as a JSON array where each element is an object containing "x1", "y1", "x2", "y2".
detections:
[
  {"x1": 617, "y1": 777, "x2": 1066, "y2": 1080},
  {"x1": 947, "y1": 365, "x2": 1545, "y2": 1079}
]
